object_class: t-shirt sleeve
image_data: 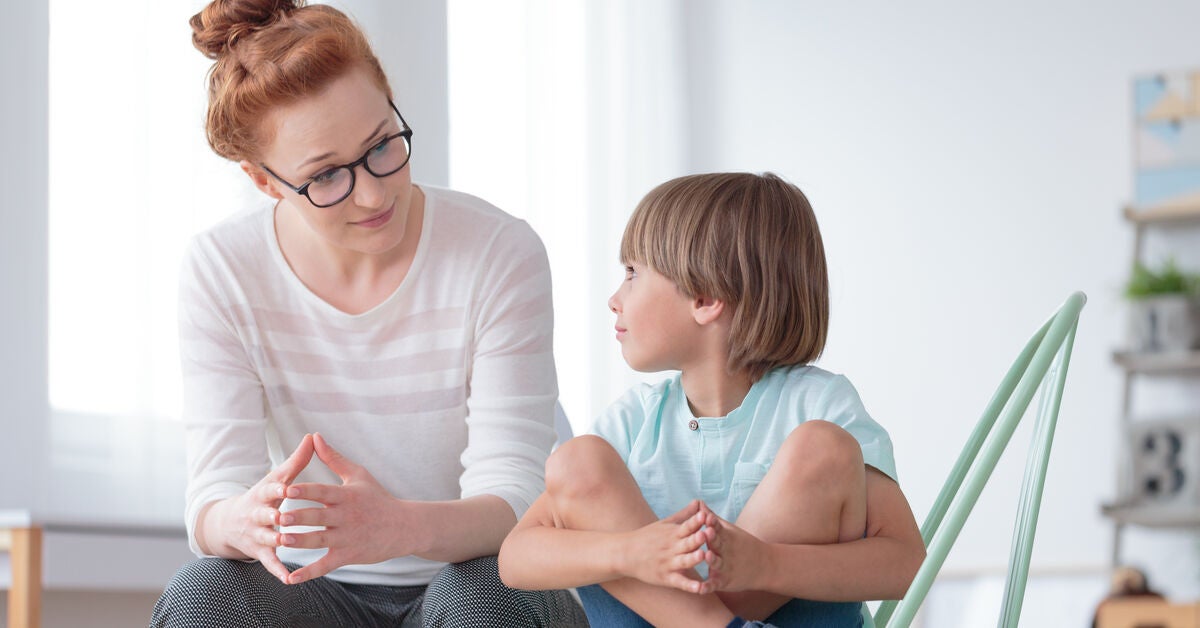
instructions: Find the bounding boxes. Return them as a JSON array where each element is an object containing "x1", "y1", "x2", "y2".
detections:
[
  {"x1": 177, "y1": 236, "x2": 271, "y2": 557},
  {"x1": 459, "y1": 220, "x2": 559, "y2": 520},
  {"x1": 815, "y1": 375, "x2": 898, "y2": 481},
  {"x1": 588, "y1": 385, "x2": 651, "y2": 464}
]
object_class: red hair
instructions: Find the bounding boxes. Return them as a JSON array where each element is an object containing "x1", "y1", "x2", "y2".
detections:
[{"x1": 190, "y1": 0, "x2": 392, "y2": 161}]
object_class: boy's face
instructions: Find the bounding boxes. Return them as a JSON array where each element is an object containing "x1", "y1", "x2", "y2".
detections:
[{"x1": 608, "y1": 263, "x2": 698, "y2": 372}]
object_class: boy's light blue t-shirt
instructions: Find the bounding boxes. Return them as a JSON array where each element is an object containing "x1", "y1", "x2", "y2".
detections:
[{"x1": 590, "y1": 364, "x2": 897, "y2": 523}]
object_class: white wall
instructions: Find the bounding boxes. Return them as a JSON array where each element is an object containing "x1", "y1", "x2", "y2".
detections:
[
  {"x1": 683, "y1": 0, "x2": 1200, "y2": 603},
  {"x1": 34, "y1": 0, "x2": 450, "y2": 528},
  {"x1": 333, "y1": 0, "x2": 449, "y2": 187},
  {"x1": 0, "y1": 0, "x2": 47, "y2": 513},
  {"x1": 0, "y1": 2, "x2": 449, "y2": 625}
]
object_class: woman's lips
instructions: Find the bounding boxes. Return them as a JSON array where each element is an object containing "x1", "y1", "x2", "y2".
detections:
[{"x1": 354, "y1": 204, "x2": 395, "y2": 229}]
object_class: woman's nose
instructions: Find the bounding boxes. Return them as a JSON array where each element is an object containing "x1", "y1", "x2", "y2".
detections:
[
  {"x1": 608, "y1": 292, "x2": 620, "y2": 314},
  {"x1": 351, "y1": 165, "x2": 387, "y2": 208}
]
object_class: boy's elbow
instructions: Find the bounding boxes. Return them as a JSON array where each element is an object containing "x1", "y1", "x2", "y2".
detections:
[
  {"x1": 497, "y1": 541, "x2": 533, "y2": 589},
  {"x1": 891, "y1": 543, "x2": 927, "y2": 599},
  {"x1": 497, "y1": 545, "x2": 520, "y2": 588}
]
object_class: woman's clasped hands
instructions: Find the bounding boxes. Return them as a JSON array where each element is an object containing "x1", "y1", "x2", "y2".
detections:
[{"x1": 206, "y1": 432, "x2": 422, "y2": 586}]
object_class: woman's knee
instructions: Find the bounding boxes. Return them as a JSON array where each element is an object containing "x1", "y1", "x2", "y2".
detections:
[
  {"x1": 424, "y1": 556, "x2": 584, "y2": 627},
  {"x1": 150, "y1": 558, "x2": 284, "y2": 628}
]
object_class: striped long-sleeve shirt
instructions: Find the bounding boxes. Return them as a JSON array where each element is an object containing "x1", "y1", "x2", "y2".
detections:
[{"x1": 178, "y1": 184, "x2": 557, "y2": 585}]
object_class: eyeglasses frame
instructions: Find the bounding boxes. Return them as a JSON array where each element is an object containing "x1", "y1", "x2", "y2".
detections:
[{"x1": 260, "y1": 100, "x2": 413, "y2": 208}]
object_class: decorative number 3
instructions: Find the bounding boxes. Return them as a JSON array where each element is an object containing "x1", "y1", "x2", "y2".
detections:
[{"x1": 1138, "y1": 429, "x2": 1185, "y2": 498}]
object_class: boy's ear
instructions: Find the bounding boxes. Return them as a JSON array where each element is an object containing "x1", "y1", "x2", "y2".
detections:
[
  {"x1": 691, "y1": 295, "x2": 725, "y2": 326},
  {"x1": 241, "y1": 160, "x2": 285, "y2": 200}
]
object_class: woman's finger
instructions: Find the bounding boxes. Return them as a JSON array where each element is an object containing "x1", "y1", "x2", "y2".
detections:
[
  {"x1": 270, "y1": 433, "x2": 316, "y2": 485},
  {"x1": 286, "y1": 553, "x2": 340, "y2": 585},
  {"x1": 258, "y1": 550, "x2": 293, "y2": 584},
  {"x1": 280, "y1": 528, "x2": 332, "y2": 550},
  {"x1": 253, "y1": 506, "x2": 280, "y2": 527},
  {"x1": 285, "y1": 482, "x2": 342, "y2": 505},
  {"x1": 312, "y1": 433, "x2": 360, "y2": 481},
  {"x1": 278, "y1": 505, "x2": 333, "y2": 528}
]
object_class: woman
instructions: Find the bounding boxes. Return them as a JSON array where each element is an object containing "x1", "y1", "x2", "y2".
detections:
[{"x1": 150, "y1": 1, "x2": 584, "y2": 625}]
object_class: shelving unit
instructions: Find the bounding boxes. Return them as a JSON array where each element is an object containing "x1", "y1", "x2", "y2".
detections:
[{"x1": 1103, "y1": 203, "x2": 1200, "y2": 565}]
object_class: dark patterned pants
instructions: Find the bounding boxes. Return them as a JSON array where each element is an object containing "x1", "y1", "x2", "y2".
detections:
[{"x1": 149, "y1": 556, "x2": 587, "y2": 627}]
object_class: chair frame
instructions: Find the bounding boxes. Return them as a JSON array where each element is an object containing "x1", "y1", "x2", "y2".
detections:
[{"x1": 874, "y1": 291, "x2": 1086, "y2": 628}]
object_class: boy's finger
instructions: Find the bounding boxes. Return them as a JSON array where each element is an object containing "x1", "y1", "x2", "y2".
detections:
[{"x1": 663, "y1": 499, "x2": 702, "y2": 524}]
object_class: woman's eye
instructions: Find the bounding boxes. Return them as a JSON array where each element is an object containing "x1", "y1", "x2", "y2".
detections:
[
  {"x1": 311, "y1": 168, "x2": 340, "y2": 186},
  {"x1": 624, "y1": 266, "x2": 637, "y2": 280},
  {"x1": 371, "y1": 138, "x2": 392, "y2": 155}
]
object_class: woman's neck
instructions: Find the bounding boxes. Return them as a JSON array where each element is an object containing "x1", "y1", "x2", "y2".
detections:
[
  {"x1": 679, "y1": 361, "x2": 753, "y2": 418},
  {"x1": 275, "y1": 186, "x2": 425, "y2": 314}
]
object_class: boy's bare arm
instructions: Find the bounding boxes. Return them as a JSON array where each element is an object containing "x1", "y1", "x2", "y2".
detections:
[
  {"x1": 704, "y1": 468, "x2": 925, "y2": 602},
  {"x1": 498, "y1": 494, "x2": 711, "y2": 592}
]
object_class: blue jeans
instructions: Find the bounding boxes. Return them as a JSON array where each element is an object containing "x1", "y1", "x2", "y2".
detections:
[{"x1": 577, "y1": 584, "x2": 863, "y2": 628}]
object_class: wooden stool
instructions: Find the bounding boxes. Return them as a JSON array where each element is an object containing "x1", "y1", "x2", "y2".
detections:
[{"x1": 0, "y1": 525, "x2": 42, "y2": 628}]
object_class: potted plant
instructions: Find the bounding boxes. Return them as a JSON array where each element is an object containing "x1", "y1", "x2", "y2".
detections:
[{"x1": 1125, "y1": 258, "x2": 1200, "y2": 353}]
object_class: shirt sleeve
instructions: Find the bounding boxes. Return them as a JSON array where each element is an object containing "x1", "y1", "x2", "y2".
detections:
[
  {"x1": 587, "y1": 385, "x2": 648, "y2": 464},
  {"x1": 459, "y1": 220, "x2": 558, "y2": 520},
  {"x1": 177, "y1": 237, "x2": 271, "y2": 557},
  {"x1": 814, "y1": 375, "x2": 898, "y2": 481}
]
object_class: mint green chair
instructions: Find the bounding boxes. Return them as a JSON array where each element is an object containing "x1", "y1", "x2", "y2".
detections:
[{"x1": 872, "y1": 291, "x2": 1086, "y2": 628}]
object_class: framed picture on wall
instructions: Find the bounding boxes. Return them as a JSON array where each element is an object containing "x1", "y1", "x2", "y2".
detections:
[{"x1": 1134, "y1": 70, "x2": 1200, "y2": 213}]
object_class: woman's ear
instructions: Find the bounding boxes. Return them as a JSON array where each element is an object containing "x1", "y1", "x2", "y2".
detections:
[
  {"x1": 240, "y1": 160, "x2": 285, "y2": 200},
  {"x1": 691, "y1": 295, "x2": 726, "y2": 326}
]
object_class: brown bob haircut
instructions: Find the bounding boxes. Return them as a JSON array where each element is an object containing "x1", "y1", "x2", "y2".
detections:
[
  {"x1": 620, "y1": 172, "x2": 828, "y2": 381},
  {"x1": 190, "y1": 0, "x2": 393, "y2": 162}
]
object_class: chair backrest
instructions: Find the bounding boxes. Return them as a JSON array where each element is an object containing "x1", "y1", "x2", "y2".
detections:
[{"x1": 873, "y1": 291, "x2": 1086, "y2": 628}]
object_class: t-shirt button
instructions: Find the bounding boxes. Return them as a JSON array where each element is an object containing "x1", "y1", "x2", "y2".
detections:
[{"x1": 688, "y1": 419, "x2": 699, "y2": 431}]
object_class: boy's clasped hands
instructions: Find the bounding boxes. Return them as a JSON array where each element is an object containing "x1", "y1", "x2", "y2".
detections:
[{"x1": 629, "y1": 499, "x2": 766, "y2": 596}]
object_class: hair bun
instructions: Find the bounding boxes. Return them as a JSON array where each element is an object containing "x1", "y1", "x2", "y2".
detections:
[{"x1": 190, "y1": 0, "x2": 303, "y2": 59}]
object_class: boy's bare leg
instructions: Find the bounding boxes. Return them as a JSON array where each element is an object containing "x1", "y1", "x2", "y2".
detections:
[
  {"x1": 718, "y1": 421, "x2": 868, "y2": 620},
  {"x1": 546, "y1": 435, "x2": 736, "y2": 627}
]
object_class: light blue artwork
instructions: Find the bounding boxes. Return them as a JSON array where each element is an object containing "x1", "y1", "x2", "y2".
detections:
[{"x1": 1135, "y1": 71, "x2": 1200, "y2": 211}]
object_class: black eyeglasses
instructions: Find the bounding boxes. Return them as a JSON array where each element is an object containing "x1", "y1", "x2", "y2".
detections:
[{"x1": 261, "y1": 101, "x2": 413, "y2": 208}]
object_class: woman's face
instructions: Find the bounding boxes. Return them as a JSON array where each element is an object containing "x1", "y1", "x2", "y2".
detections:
[{"x1": 250, "y1": 67, "x2": 415, "y2": 258}]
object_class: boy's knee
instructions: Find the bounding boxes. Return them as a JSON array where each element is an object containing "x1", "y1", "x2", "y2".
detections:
[
  {"x1": 778, "y1": 421, "x2": 864, "y2": 479},
  {"x1": 545, "y1": 434, "x2": 624, "y2": 498}
]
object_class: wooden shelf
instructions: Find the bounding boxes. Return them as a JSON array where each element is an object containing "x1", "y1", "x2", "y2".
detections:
[
  {"x1": 1124, "y1": 203, "x2": 1200, "y2": 226},
  {"x1": 1102, "y1": 500, "x2": 1200, "y2": 528},
  {"x1": 1113, "y1": 349, "x2": 1200, "y2": 374}
]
